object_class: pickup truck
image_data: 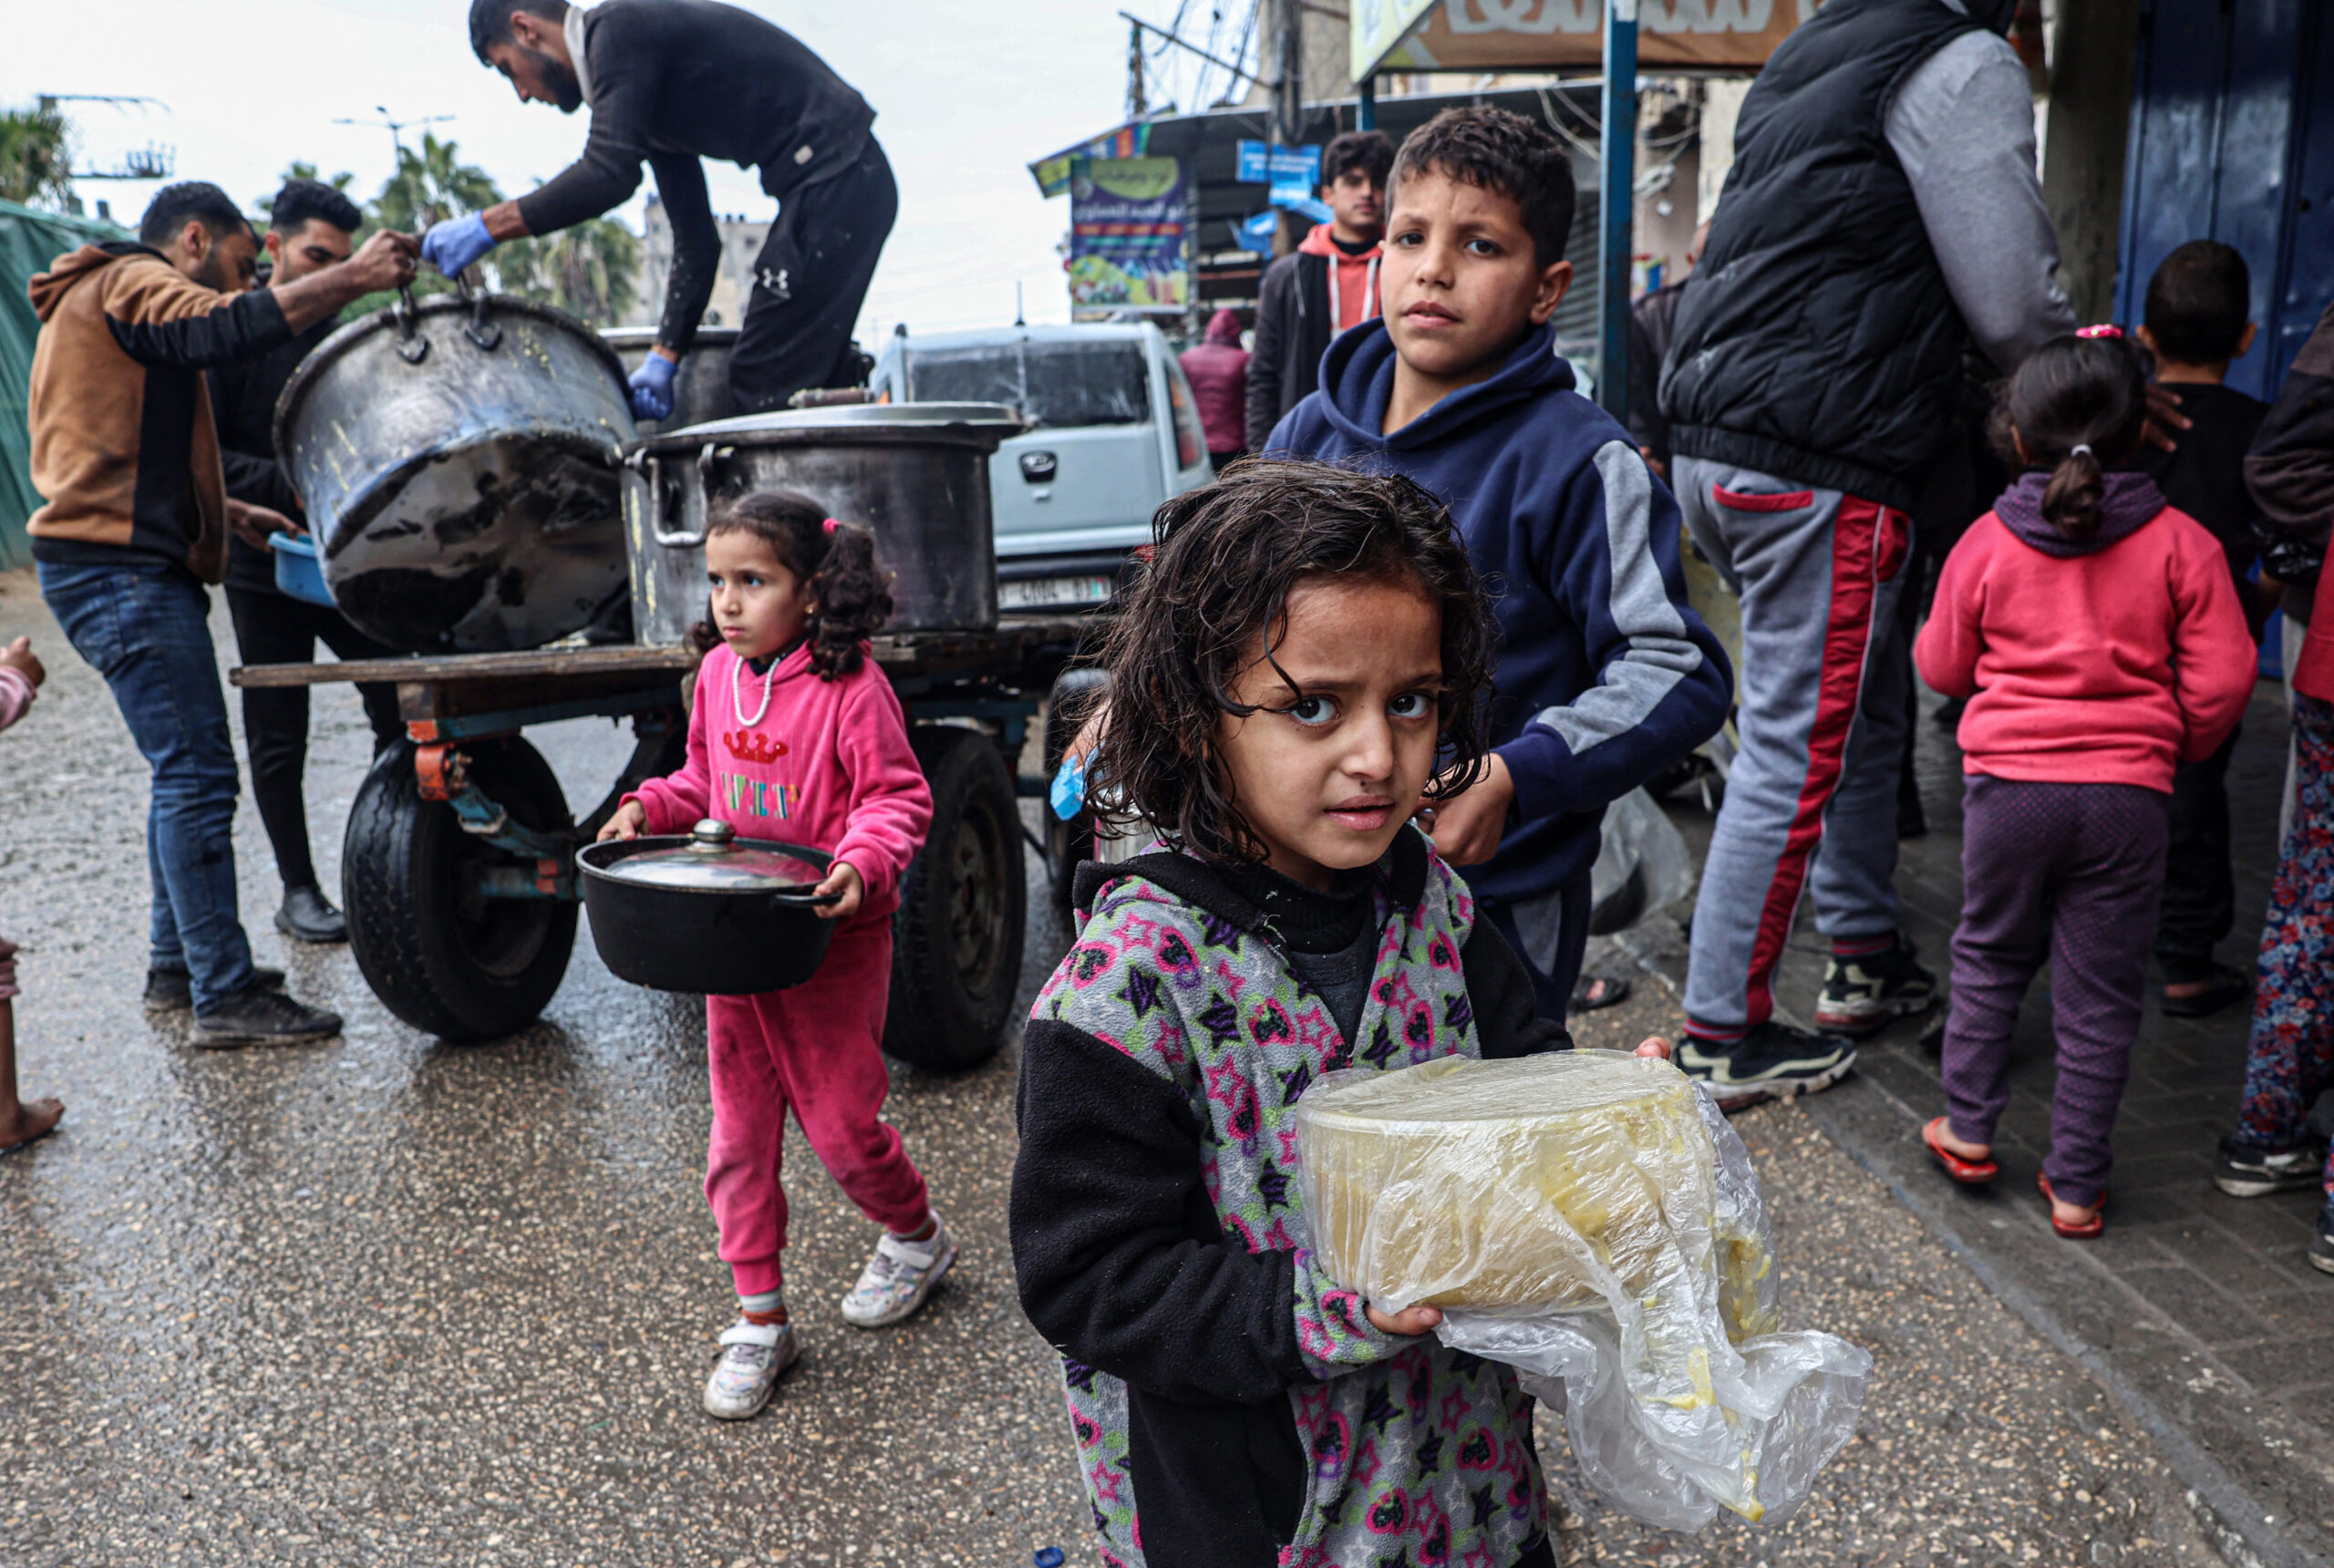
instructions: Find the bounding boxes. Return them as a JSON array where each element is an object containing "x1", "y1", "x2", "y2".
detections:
[{"x1": 869, "y1": 323, "x2": 1213, "y2": 612}]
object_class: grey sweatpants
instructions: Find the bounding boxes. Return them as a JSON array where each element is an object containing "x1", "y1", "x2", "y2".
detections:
[{"x1": 1675, "y1": 457, "x2": 1915, "y2": 1034}]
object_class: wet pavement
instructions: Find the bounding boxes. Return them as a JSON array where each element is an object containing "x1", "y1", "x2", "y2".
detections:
[
  {"x1": 1619, "y1": 679, "x2": 2334, "y2": 1568},
  {"x1": 0, "y1": 567, "x2": 2234, "y2": 1565}
]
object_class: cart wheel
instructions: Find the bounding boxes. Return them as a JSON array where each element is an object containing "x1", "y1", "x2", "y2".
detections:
[
  {"x1": 885, "y1": 726, "x2": 1026, "y2": 1069},
  {"x1": 343, "y1": 738, "x2": 579, "y2": 1042}
]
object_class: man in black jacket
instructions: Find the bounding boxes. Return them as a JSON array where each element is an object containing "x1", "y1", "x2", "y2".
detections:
[
  {"x1": 1244, "y1": 130, "x2": 1393, "y2": 452},
  {"x1": 212, "y1": 180, "x2": 404, "y2": 945},
  {"x1": 432, "y1": 0, "x2": 893, "y2": 418},
  {"x1": 1656, "y1": 0, "x2": 2074, "y2": 1106}
]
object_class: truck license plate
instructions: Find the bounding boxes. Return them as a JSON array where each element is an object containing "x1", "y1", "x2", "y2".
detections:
[{"x1": 1000, "y1": 575, "x2": 1115, "y2": 610}]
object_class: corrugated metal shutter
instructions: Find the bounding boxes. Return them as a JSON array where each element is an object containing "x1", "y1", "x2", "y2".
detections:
[
  {"x1": 1550, "y1": 148, "x2": 1603, "y2": 393},
  {"x1": 0, "y1": 201, "x2": 130, "y2": 568}
]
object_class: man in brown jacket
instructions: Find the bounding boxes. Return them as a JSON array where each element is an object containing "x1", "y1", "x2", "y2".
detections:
[{"x1": 26, "y1": 181, "x2": 416, "y2": 1047}]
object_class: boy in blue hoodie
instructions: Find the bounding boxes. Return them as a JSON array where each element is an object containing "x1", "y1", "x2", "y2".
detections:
[{"x1": 1268, "y1": 106, "x2": 1731, "y2": 1025}]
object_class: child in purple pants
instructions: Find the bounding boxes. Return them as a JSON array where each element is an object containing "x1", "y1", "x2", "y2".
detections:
[{"x1": 1914, "y1": 333, "x2": 2256, "y2": 1237}]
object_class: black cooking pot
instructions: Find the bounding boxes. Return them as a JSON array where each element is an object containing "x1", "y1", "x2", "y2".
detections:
[{"x1": 577, "y1": 819, "x2": 839, "y2": 994}]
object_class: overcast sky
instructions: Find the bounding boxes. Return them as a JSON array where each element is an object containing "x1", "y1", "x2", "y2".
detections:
[{"x1": 3, "y1": 0, "x2": 1244, "y2": 335}]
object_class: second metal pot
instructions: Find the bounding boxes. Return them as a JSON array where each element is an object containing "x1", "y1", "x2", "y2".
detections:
[
  {"x1": 621, "y1": 402, "x2": 1025, "y2": 649},
  {"x1": 600, "y1": 326, "x2": 740, "y2": 435}
]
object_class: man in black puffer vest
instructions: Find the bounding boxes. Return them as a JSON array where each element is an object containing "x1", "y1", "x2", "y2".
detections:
[{"x1": 1658, "y1": 0, "x2": 2075, "y2": 1108}]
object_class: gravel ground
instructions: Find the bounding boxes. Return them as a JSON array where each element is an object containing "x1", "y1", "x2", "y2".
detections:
[{"x1": 0, "y1": 571, "x2": 2221, "y2": 1566}]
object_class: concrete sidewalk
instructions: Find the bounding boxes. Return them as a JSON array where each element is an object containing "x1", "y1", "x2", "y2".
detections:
[{"x1": 1618, "y1": 681, "x2": 2334, "y2": 1568}]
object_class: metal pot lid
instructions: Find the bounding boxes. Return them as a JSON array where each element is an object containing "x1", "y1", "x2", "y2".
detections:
[
  {"x1": 666, "y1": 402, "x2": 1027, "y2": 439},
  {"x1": 596, "y1": 820, "x2": 827, "y2": 892}
]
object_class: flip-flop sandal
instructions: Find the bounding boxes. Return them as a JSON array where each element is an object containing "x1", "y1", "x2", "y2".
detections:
[
  {"x1": 0, "y1": 1100, "x2": 63, "y2": 1155},
  {"x1": 2036, "y1": 1172, "x2": 2105, "y2": 1239},
  {"x1": 1923, "y1": 1117, "x2": 1998, "y2": 1184},
  {"x1": 1569, "y1": 974, "x2": 1633, "y2": 1013},
  {"x1": 2162, "y1": 962, "x2": 2251, "y2": 1018}
]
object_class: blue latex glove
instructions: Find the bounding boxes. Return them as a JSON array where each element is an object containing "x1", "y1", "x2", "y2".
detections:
[
  {"x1": 420, "y1": 213, "x2": 497, "y2": 279},
  {"x1": 1049, "y1": 753, "x2": 1089, "y2": 821},
  {"x1": 629, "y1": 352, "x2": 677, "y2": 421}
]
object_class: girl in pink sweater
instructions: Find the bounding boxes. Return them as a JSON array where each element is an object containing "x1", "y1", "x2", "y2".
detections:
[
  {"x1": 598, "y1": 490, "x2": 940, "y2": 1421},
  {"x1": 1915, "y1": 333, "x2": 2257, "y2": 1238}
]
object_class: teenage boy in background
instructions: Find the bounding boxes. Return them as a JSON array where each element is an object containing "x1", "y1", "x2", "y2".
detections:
[
  {"x1": 212, "y1": 179, "x2": 406, "y2": 946},
  {"x1": 1271, "y1": 106, "x2": 1731, "y2": 1024},
  {"x1": 1244, "y1": 129, "x2": 1395, "y2": 453},
  {"x1": 2134, "y1": 240, "x2": 2271, "y2": 1018}
]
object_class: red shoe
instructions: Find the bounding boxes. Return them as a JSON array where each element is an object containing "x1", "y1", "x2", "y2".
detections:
[
  {"x1": 1923, "y1": 1117, "x2": 1998, "y2": 1184},
  {"x1": 2037, "y1": 1172, "x2": 2105, "y2": 1239}
]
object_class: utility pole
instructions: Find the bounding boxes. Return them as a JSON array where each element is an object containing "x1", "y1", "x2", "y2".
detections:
[
  {"x1": 1126, "y1": 18, "x2": 1149, "y2": 121},
  {"x1": 333, "y1": 106, "x2": 454, "y2": 166},
  {"x1": 1596, "y1": 0, "x2": 1639, "y2": 418},
  {"x1": 38, "y1": 94, "x2": 175, "y2": 183},
  {"x1": 1275, "y1": 0, "x2": 1306, "y2": 148}
]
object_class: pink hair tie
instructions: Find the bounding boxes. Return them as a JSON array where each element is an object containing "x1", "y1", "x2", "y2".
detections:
[
  {"x1": 2076, "y1": 323, "x2": 2124, "y2": 339},
  {"x1": 823, "y1": 517, "x2": 840, "y2": 535}
]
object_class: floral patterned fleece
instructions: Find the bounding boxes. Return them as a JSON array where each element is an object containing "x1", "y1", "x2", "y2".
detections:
[{"x1": 1010, "y1": 831, "x2": 1554, "y2": 1568}]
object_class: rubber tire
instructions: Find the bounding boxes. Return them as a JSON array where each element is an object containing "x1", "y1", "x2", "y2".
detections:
[
  {"x1": 884, "y1": 726, "x2": 1026, "y2": 1069},
  {"x1": 343, "y1": 738, "x2": 579, "y2": 1042}
]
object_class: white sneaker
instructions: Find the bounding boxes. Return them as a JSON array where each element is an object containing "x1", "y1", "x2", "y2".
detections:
[
  {"x1": 839, "y1": 1214, "x2": 956, "y2": 1328},
  {"x1": 702, "y1": 1318, "x2": 798, "y2": 1420}
]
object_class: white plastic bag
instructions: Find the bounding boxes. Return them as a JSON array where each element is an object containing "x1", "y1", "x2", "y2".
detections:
[
  {"x1": 1296, "y1": 1053, "x2": 1872, "y2": 1532},
  {"x1": 1588, "y1": 786, "x2": 1697, "y2": 934}
]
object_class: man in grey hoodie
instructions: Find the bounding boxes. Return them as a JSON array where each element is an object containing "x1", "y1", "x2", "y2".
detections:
[{"x1": 1658, "y1": 0, "x2": 2077, "y2": 1108}]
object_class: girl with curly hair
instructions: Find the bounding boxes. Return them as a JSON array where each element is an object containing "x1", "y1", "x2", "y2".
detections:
[
  {"x1": 599, "y1": 490, "x2": 947, "y2": 1420},
  {"x1": 1011, "y1": 459, "x2": 1666, "y2": 1568}
]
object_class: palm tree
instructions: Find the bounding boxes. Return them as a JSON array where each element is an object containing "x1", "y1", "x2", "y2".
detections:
[
  {"x1": 259, "y1": 160, "x2": 357, "y2": 214},
  {"x1": 0, "y1": 104, "x2": 74, "y2": 210},
  {"x1": 356, "y1": 130, "x2": 643, "y2": 325},
  {"x1": 374, "y1": 131, "x2": 502, "y2": 235},
  {"x1": 500, "y1": 218, "x2": 642, "y2": 327}
]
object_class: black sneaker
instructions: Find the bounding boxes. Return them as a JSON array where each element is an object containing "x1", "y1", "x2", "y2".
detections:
[
  {"x1": 1678, "y1": 1021, "x2": 1857, "y2": 1112},
  {"x1": 2213, "y1": 1132, "x2": 2330, "y2": 1198},
  {"x1": 1814, "y1": 934, "x2": 1938, "y2": 1037},
  {"x1": 191, "y1": 986, "x2": 342, "y2": 1049},
  {"x1": 274, "y1": 884, "x2": 349, "y2": 944},
  {"x1": 2313, "y1": 1206, "x2": 2334, "y2": 1277},
  {"x1": 144, "y1": 965, "x2": 284, "y2": 1012}
]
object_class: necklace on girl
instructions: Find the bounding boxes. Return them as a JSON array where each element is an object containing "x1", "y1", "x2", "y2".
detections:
[{"x1": 732, "y1": 652, "x2": 778, "y2": 728}]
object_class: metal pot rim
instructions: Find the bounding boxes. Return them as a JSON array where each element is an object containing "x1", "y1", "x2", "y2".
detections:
[
  {"x1": 599, "y1": 325, "x2": 741, "y2": 349},
  {"x1": 274, "y1": 292, "x2": 629, "y2": 459},
  {"x1": 575, "y1": 831, "x2": 835, "y2": 893},
  {"x1": 626, "y1": 403, "x2": 1028, "y2": 459}
]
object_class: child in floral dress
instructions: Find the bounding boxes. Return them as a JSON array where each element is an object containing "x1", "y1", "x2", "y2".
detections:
[{"x1": 1010, "y1": 462, "x2": 1666, "y2": 1568}]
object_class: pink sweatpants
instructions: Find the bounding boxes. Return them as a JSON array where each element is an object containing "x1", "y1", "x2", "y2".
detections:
[{"x1": 704, "y1": 918, "x2": 931, "y2": 1298}]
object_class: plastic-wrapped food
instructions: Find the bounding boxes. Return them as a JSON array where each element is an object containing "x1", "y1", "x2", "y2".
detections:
[{"x1": 1295, "y1": 1052, "x2": 1872, "y2": 1532}]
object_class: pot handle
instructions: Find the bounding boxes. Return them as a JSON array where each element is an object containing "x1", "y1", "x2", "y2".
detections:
[
  {"x1": 454, "y1": 271, "x2": 502, "y2": 352},
  {"x1": 768, "y1": 889, "x2": 845, "y2": 913},
  {"x1": 392, "y1": 284, "x2": 429, "y2": 365},
  {"x1": 652, "y1": 442, "x2": 728, "y2": 549}
]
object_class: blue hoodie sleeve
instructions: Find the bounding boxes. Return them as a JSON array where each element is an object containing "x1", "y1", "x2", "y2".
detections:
[{"x1": 1497, "y1": 438, "x2": 1732, "y2": 823}]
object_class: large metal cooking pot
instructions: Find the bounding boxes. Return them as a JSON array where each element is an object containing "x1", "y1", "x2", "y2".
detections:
[
  {"x1": 276, "y1": 287, "x2": 638, "y2": 654},
  {"x1": 600, "y1": 325, "x2": 739, "y2": 434},
  {"x1": 577, "y1": 819, "x2": 838, "y2": 994},
  {"x1": 620, "y1": 402, "x2": 1025, "y2": 649}
]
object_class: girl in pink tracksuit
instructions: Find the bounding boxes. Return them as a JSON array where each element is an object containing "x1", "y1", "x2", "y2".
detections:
[{"x1": 599, "y1": 490, "x2": 945, "y2": 1421}]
